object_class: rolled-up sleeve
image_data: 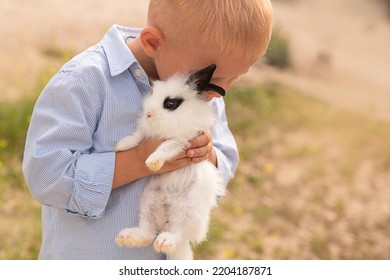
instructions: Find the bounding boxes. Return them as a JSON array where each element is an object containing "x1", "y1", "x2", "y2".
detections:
[
  {"x1": 210, "y1": 98, "x2": 239, "y2": 188},
  {"x1": 23, "y1": 68, "x2": 114, "y2": 219}
]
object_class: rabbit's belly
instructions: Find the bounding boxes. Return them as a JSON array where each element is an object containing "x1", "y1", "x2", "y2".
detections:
[
  {"x1": 150, "y1": 162, "x2": 220, "y2": 209},
  {"x1": 158, "y1": 162, "x2": 216, "y2": 189}
]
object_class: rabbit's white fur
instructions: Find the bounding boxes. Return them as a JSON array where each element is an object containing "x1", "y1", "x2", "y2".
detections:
[{"x1": 115, "y1": 69, "x2": 223, "y2": 260}]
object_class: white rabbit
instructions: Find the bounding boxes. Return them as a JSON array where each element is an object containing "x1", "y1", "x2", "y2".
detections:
[{"x1": 115, "y1": 64, "x2": 225, "y2": 259}]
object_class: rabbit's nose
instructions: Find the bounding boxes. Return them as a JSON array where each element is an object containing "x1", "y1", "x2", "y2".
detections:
[{"x1": 147, "y1": 112, "x2": 152, "y2": 118}]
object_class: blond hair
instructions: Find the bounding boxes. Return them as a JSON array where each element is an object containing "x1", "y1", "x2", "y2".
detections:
[{"x1": 148, "y1": 0, "x2": 273, "y2": 59}]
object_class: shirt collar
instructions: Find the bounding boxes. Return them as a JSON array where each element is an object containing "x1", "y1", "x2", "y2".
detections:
[{"x1": 101, "y1": 25, "x2": 141, "y2": 77}]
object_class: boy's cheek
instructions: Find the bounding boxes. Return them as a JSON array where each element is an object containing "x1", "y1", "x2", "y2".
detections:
[{"x1": 204, "y1": 91, "x2": 223, "y2": 101}]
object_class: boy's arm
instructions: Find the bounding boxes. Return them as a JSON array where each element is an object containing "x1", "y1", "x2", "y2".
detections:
[{"x1": 23, "y1": 70, "x2": 116, "y2": 219}]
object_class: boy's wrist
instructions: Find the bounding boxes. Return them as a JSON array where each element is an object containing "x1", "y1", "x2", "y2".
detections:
[{"x1": 113, "y1": 148, "x2": 148, "y2": 189}]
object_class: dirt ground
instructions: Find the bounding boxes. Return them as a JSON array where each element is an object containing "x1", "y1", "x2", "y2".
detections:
[
  {"x1": 246, "y1": 0, "x2": 390, "y2": 121},
  {"x1": 1, "y1": 0, "x2": 389, "y2": 121}
]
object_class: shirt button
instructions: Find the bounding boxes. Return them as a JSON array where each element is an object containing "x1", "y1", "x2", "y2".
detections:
[{"x1": 134, "y1": 68, "x2": 142, "y2": 77}]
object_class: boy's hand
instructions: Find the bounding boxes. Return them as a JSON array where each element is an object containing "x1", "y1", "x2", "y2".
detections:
[
  {"x1": 140, "y1": 129, "x2": 216, "y2": 173},
  {"x1": 136, "y1": 138, "x2": 191, "y2": 175},
  {"x1": 187, "y1": 130, "x2": 217, "y2": 166}
]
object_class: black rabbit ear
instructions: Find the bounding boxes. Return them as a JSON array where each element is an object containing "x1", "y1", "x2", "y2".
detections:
[
  {"x1": 187, "y1": 64, "x2": 217, "y2": 93},
  {"x1": 206, "y1": 83, "x2": 226, "y2": 96}
]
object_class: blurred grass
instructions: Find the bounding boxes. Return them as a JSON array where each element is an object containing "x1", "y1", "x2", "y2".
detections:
[
  {"x1": 0, "y1": 92, "x2": 41, "y2": 259},
  {"x1": 264, "y1": 30, "x2": 291, "y2": 69},
  {"x1": 383, "y1": 0, "x2": 390, "y2": 18},
  {"x1": 1, "y1": 73, "x2": 390, "y2": 259}
]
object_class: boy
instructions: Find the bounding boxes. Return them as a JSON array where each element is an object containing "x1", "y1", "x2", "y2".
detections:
[{"x1": 23, "y1": 0, "x2": 272, "y2": 259}]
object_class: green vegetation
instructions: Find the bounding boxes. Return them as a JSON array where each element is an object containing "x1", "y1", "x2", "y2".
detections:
[
  {"x1": 264, "y1": 30, "x2": 291, "y2": 69},
  {"x1": 0, "y1": 94, "x2": 41, "y2": 259},
  {"x1": 383, "y1": 0, "x2": 390, "y2": 17},
  {"x1": 387, "y1": 0, "x2": 390, "y2": 18}
]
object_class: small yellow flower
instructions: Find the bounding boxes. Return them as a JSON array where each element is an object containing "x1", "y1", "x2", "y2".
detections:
[
  {"x1": 234, "y1": 206, "x2": 243, "y2": 215},
  {"x1": 223, "y1": 249, "x2": 235, "y2": 259},
  {"x1": 263, "y1": 163, "x2": 274, "y2": 173},
  {"x1": 0, "y1": 139, "x2": 8, "y2": 149}
]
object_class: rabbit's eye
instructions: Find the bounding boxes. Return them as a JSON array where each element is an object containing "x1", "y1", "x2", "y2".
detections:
[{"x1": 163, "y1": 97, "x2": 184, "y2": 111}]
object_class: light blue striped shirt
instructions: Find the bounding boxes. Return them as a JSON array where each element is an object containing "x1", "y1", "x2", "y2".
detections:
[{"x1": 22, "y1": 25, "x2": 239, "y2": 260}]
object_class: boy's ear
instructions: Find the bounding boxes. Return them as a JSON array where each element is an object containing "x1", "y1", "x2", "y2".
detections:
[
  {"x1": 140, "y1": 27, "x2": 164, "y2": 57},
  {"x1": 187, "y1": 64, "x2": 217, "y2": 93}
]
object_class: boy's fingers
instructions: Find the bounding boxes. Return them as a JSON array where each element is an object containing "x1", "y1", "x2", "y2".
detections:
[
  {"x1": 189, "y1": 130, "x2": 212, "y2": 149},
  {"x1": 187, "y1": 142, "x2": 215, "y2": 166},
  {"x1": 190, "y1": 155, "x2": 208, "y2": 164},
  {"x1": 187, "y1": 142, "x2": 212, "y2": 158},
  {"x1": 160, "y1": 157, "x2": 192, "y2": 173}
]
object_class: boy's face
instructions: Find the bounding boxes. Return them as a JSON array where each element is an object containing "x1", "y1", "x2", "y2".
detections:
[{"x1": 154, "y1": 41, "x2": 257, "y2": 101}]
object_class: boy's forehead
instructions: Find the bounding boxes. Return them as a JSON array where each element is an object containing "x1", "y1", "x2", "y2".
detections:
[
  {"x1": 212, "y1": 65, "x2": 252, "y2": 79},
  {"x1": 186, "y1": 51, "x2": 256, "y2": 77},
  {"x1": 211, "y1": 57, "x2": 256, "y2": 79}
]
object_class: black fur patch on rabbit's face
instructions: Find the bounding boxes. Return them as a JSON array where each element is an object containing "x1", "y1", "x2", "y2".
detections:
[{"x1": 163, "y1": 97, "x2": 184, "y2": 111}]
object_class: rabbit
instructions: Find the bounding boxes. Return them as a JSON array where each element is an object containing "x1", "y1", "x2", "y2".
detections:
[{"x1": 114, "y1": 64, "x2": 226, "y2": 260}]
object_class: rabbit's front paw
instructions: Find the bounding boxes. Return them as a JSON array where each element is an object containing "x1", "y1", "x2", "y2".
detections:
[{"x1": 145, "y1": 156, "x2": 164, "y2": 172}]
